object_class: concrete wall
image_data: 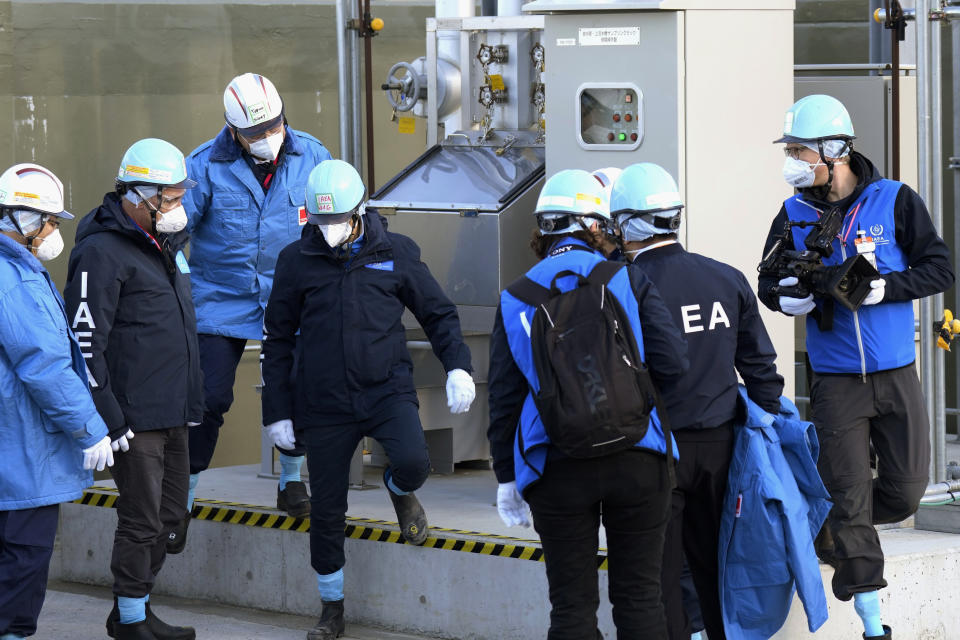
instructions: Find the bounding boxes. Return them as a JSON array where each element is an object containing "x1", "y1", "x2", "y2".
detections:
[{"x1": 53, "y1": 500, "x2": 960, "y2": 639}]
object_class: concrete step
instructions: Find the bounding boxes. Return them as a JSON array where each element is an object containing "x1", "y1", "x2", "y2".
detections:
[{"x1": 51, "y1": 466, "x2": 960, "y2": 640}]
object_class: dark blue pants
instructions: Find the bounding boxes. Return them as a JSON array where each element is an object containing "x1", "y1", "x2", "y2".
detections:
[
  {"x1": 0, "y1": 504, "x2": 59, "y2": 637},
  {"x1": 303, "y1": 400, "x2": 431, "y2": 575},
  {"x1": 190, "y1": 333, "x2": 304, "y2": 475}
]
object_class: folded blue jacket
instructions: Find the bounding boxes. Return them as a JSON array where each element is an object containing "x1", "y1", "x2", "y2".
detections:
[{"x1": 718, "y1": 388, "x2": 832, "y2": 639}]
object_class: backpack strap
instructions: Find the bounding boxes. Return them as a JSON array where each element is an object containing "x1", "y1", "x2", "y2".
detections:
[
  {"x1": 588, "y1": 259, "x2": 677, "y2": 486},
  {"x1": 506, "y1": 276, "x2": 551, "y2": 308},
  {"x1": 586, "y1": 260, "x2": 623, "y2": 287}
]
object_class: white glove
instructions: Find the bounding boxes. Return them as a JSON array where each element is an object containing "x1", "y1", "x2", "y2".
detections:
[
  {"x1": 110, "y1": 429, "x2": 135, "y2": 453},
  {"x1": 496, "y1": 482, "x2": 531, "y2": 528},
  {"x1": 777, "y1": 277, "x2": 816, "y2": 316},
  {"x1": 862, "y1": 278, "x2": 886, "y2": 306},
  {"x1": 82, "y1": 436, "x2": 115, "y2": 471},
  {"x1": 265, "y1": 419, "x2": 296, "y2": 450},
  {"x1": 445, "y1": 368, "x2": 476, "y2": 414}
]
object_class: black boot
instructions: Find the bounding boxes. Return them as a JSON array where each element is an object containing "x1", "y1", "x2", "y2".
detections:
[
  {"x1": 107, "y1": 600, "x2": 196, "y2": 640},
  {"x1": 113, "y1": 620, "x2": 159, "y2": 640},
  {"x1": 278, "y1": 480, "x2": 311, "y2": 517},
  {"x1": 307, "y1": 599, "x2": 345, "y2": 640},
  {"x1": 864, "y1": 625, "x2": 892, "y2": 640},
  {"x1": 384, "y1": 471, "x2": 428, "y2": 545},
  {"x1": 166, "y1": 511, "x2": 191, "y2": 555}
]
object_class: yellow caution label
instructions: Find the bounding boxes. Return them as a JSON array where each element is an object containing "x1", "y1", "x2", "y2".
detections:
[
  {"x1": 398, "y1": 117, "x2": 416, "y2": 134},
  {"x1": 488, "y1": 74, "x2": 505, "y2": 91},
  {"x1": 75, "y1": 486, "x2": 609, "y2": 569}
]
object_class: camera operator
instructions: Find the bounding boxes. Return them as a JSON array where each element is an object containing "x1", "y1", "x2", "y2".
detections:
[{"x1": 758, "y1": 94, "x2": 953, "y2": 640}]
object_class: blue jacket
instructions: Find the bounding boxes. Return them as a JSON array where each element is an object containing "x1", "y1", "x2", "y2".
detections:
[
  {"x1": 718, "y1": 388, "x2": 831, "y2": 639},
  {"x1": 183, "y1": 125, "x2": 332, "y2": 339},
  {"x1": 785, "y1": 179, "x2": 913, "y2": 375},
  {"x1": 0, "y1": 234, "x2": 109, "y2": 510},
  {"x1": 488, "y1": 237, "x2": 688, "y2": 495}
]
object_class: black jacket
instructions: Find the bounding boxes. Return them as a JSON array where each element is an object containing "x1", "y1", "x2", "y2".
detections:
[
  {"x1": 758, "y1": 152, "x2": 954, "y2": 311},
  {"x1": 261, "y1": 211, "x2": 472, "y2": 427},
  {"x1": 64, "y1": 194, "x2": 204, "y2": 435},
  {"x1": 486, "y1": 255, "x2": 689, "y2": 482},
  {"x1": 632, "y1": 242, "x2": 783, "y2": 429}
]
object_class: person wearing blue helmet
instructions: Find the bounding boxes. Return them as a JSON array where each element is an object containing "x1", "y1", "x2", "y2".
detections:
[
  {"x1": 487, "y1": 168, "x2": 689, "y2": 639},
  {"x1": 261, "y1": 159, "x2": 475, "y2": 640},
  {"x1": 612, "y1": 163, "x2": 783, "y2": 640},
  {"x1": 64, "y1": 139, "x2": 202, "y2": 640},
  {"x1": 759, "y1": 95, "x2": 954, "y2": 640},
  {"x1": 0, "y1": 163, "x2": 114, "y2": 640},
  {"x1": 178, "y1": 73, "x2": 334, "y2": 541}
]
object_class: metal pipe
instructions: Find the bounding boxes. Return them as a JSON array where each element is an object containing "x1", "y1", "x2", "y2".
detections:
[
  {"x1": 953, "y1": 16, "x2": 960, "y2": 442},
  {"x1": 917, "y1": 0, "x2": 936, "y2": 484},
  {"x1": 349, "y1": 0, "x2": 362, "y2": 173},
  {"x1": 932, "y1": 3, "x2": 948, "y2": 483},
  {"x1": 891, "y1": 0, "x2": 902, "y2": 181},
  {"x1": 924, "y1": 479, "x2": 960, "y2": 495},
  {"x1": 793, "y1": 63, "x2": 916, "y2": 71},
  {"x1": 361, "y1": 0, "x2": 376, "y2": 191},
  {"x1": 336, "y1": 0, "x2": 353, "y2": 165},
  {"x1": 920, "y1": 492, "x2": 960, "y2": 503},
  {"x1": 876, "y1": 6, "x2": 960, "y2": 19}
]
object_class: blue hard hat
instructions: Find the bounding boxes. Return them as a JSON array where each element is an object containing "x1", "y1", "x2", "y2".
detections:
[
  {"x1": 610, "y1": 163, "x2": 683, "y2": 242},
  {"x1": 774, "y1": 94, "x2": 855, "y2": 144},
  {"x1": 535, "y1": 169, "x2": 608, "y2": 235},
  {"x1": 116, "y1": 138, "x2": 196, "y2": 189},
  {"x1": 305, "y1": 159, "x2": 366, "y2": 224}
]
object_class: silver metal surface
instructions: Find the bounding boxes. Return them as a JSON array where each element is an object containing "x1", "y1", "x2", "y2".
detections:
[
  {"x1": 932, "y1": 7, "x2": 947, "y2": 484},
  {"x1": 542, "y1": 10, "x2": 681, "y2": 174},
  {"x1": 917, "y1": 0, "x2": 937, "y2": 484},
  {"x1": 336, "y1": 0, "x2": 353, "y2": 167}
]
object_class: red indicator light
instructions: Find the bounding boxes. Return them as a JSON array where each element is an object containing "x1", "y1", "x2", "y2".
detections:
[
  {"x1": 630, "y1": 133, "x2": 638, "y2": 142},
  {"x1": 625, "y1": 113, "x2": 632, "y2": 122},
  {"x1": 613, "y1": 113, "x2": 621, "y2": 122},
  {"x1": 607, "y1": 132, "x2": 615, "y2": 141}
]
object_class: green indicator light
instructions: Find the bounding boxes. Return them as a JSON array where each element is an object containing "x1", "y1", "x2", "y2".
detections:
[{"x1": 618, "y1": 133, "x2": 626, "y2": 141}]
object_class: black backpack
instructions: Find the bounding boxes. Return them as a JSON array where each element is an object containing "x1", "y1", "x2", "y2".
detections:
[{"x1": 507, "y1": 259, "x2": 665, "y2": 459}]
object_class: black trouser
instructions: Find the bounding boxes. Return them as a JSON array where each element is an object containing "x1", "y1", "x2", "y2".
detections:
[
  {"x1": 525, "y1": 450, "x2": 671, "y2": 640},
  {"x1": 303, "y1": 400, "x2": 430, "y2": 575},
  {"x1": 110, "y1": 427, "x2": 190, "y2": 597},
  {"x1": 660, "y1": 423, "x2": 734, "y2": 640},
  {"x1": 190, "y1": 334, "x2": 304, "y2": 475},
  {"x1": 0, "y1": 504, "x2": 59, "y2": 637},
  {"x1": 810, "y1": 364, "x2": 930, "y2": 601}
]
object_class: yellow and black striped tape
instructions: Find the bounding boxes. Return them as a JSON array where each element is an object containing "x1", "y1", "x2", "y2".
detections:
[{"x1": 75, "y1": 487, "x2": 608, "y2": 569}]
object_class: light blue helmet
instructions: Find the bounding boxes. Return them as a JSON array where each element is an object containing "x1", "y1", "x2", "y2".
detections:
[
  {"x1": 305, "y1": 159, "x2": 366, "y2": 224},
  {"x1": 774, "y1": 94, "x2": 855, "y2": 145},
  {"x1": 535, "y1": 169, "x2": 608, "y2": 235},
  {"x1": 116, "y1": 138, "x2": 196, "y2": 189},
  {"x1": 610, "y1": 163, "x2": 683, "y2": 243}
]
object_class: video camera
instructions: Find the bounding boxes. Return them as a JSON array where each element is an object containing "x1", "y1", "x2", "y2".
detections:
[{"x1": 758, "y1": 206, "x2": 879, "y2": 312}]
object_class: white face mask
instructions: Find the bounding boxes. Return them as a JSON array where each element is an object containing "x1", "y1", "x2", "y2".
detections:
[
  {"x1": 155, "y1": 205, "x2": 188, "y2": 234},
  {"x1": 34, "y1": 228, "x2": 64, "y2": 261},
  {"x1": 782, "y1": 156, "x2": 824, "y2": 189},
  {"x1": 319, "y1": 221, "x2": 353, "y2": 247},
  {"x1": 248, "y1": 132, "x2": 284, "y2": 163}
]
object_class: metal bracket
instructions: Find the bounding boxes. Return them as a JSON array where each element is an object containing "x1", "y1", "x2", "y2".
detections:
[{"x1": 948, "y1": 157, "x2": 960, "y2": 170}]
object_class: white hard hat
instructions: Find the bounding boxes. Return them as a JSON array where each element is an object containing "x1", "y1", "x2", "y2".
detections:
[
  {"x1": 0, "y1": 163, "x2": 72, "y2": 235},
  {"x1": 223, "y1": 73, "x2": 284, "y2": 136}
]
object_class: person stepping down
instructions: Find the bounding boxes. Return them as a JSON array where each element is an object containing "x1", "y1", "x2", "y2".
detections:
[{"x1": 260, "y1": 160, "x2": 476, "y2": 640}]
